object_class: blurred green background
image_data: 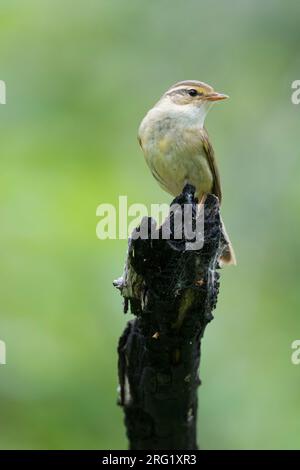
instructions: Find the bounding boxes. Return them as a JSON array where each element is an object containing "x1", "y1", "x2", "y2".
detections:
[{"x1": 0, "y1": 0, "x2": 300, "y2": 450}]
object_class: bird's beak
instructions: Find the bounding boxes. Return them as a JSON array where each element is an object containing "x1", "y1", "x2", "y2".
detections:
[{"x1": 206, "y1": 92, "x2": 229, "y2": 101}]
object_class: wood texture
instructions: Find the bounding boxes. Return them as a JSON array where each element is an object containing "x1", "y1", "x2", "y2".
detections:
[{"x1": 114, "y1": 185, "x2": 228, "y2": 450}]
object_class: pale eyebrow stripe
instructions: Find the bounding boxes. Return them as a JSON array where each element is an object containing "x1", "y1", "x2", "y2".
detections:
[{"x1": 166, "y1": 86, "x2": 190, "y2": 95}]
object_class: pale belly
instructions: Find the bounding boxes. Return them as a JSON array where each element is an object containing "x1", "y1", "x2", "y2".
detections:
[{"x1": 143, "y1": 139, "x2": 213, "y2": 199}]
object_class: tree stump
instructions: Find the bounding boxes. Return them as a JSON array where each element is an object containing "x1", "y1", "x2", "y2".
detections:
[{"x1": 114, "y1": 184, "x2": 228, "y2": 450}]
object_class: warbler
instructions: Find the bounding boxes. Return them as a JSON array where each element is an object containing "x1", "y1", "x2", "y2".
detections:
[{"x1": 138, "y1": 80, "x2": 236, "y2": 265}]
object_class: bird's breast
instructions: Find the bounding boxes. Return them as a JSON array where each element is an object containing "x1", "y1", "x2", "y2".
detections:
[{"x1": 139, "y1": 112, "x2": 213, "y2": 197}]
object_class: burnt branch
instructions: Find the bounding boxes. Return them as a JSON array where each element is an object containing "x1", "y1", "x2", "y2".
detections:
[{"x1": 114, "y1": 184, "x2": 228, "y2": 450}]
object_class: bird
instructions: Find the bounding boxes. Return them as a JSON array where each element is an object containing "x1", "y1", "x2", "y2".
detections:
[{"x1": 138, "y1": 79, "x2": 236, "y2": 266}]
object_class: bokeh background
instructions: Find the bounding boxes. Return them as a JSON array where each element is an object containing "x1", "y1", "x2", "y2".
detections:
[{"x1": 0, "y1": 0, "x2": 300, "y2": 450}]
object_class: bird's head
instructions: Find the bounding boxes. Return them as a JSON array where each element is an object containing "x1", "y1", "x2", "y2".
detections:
[
  {"x1": 163, "y1": 80, "x2": 229, "y2": 106},
  {"x1": 156, "y1": 80, "x2": 229, "y2": 126}
]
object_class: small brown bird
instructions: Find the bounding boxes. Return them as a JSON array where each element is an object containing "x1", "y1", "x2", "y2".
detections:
[{"x1": 138, "y1": 80, "x2": 236, "y2": 265}]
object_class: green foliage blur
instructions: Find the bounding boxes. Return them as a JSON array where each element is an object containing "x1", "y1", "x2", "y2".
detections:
[{"x1": 0, "y1": 0, "x2": 300, "y2": 450}]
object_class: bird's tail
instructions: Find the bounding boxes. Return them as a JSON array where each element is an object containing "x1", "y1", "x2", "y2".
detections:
[{"x1": 220, "y1": 216, "x2": 237, "y2": 266}]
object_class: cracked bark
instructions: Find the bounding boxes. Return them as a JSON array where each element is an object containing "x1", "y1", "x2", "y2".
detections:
[{"x1": 114, "y1": 184, "x2": 228, "y2": 450}]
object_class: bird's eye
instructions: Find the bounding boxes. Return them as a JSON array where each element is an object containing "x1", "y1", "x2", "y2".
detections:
[{"x1": 188, "y1": 89, "x2": 198, "y2": 97}]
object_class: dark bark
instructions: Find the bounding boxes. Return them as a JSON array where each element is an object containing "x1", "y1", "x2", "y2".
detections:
[{"x1": 114, "y1": 184, "x2": 227, "y2": 450}]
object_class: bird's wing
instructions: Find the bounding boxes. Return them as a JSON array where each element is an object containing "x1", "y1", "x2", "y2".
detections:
[{"x1": 201, "y1": 128, "x2": 222, "y2": 204}]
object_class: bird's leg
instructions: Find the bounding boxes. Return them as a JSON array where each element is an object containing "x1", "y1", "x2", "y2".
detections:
[{"x1": 198, "y1": 193, "x2": 207, "y2": 206}]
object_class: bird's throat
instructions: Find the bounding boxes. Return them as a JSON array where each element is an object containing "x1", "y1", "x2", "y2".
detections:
[{"x1": 155, "y1": 98, "x2": 212, "y2": 129}]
